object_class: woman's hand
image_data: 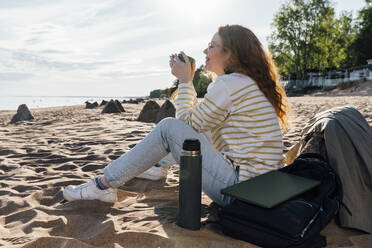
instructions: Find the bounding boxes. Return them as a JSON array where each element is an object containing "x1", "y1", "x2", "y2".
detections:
[{"x1": 169, "y1": 51, "x2": 195, "y2": 84}]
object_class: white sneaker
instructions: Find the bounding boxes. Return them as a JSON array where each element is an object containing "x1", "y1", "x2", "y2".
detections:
[
  {"x1": 63, "y1": 179, "x2": 117, "y2": 203},
  {"x1": 136, "y1": 165, "x2": 168, "y2": 181}
]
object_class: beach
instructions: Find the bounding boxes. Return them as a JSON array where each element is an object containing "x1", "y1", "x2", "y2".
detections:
[{"x1": 0, "y1": 93, "x2": 371, "y2": 247}]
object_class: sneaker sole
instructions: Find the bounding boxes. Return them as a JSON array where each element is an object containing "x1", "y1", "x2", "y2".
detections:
[{"x1": 63, "y1": 187, "x2": 117, "y2": 203}]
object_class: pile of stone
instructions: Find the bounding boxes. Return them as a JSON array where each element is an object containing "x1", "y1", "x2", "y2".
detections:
[
  {"x1": 156, "y1": 100, "x2": 176, "y2": 123},
  {"x1": 10, "y1": 104, "x2": 34, "y2": 124},
  {"x1": 100, "y1": 100, "x2": 108, "y2": 106},
  {"x1": 137, "y1": 100, "x2": 175, "y2": 123},
  {"x1": 137, "y1": 100, "x2": 160, "y2": 123},
  {"x1": 85, "y1": 101, "x2": 99, "y2": 109},
  {"x1": 101, "y1": 100, "x2": 125, "y2": 114},
  {"x1": 114, "y1": 100, "x2": 125, "y2": 112}
]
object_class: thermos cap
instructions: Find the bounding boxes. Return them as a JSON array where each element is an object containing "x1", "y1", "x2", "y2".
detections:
[{"x1": 182, "y1": 139, "x2": 200, "y2": 151}]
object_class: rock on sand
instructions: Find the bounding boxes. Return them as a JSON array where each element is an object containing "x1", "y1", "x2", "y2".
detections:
[
  {"x1": 156, "y1": 100, "x2": 176, "y2": 123},
  {"x1": 85, "y1": 101, "x2": 99, "y2": 109},
  {"x1": 137, "y1": 100, "x2": 160, "y2": 123},
  {"x1": 10, "y1": 104, "x2": 34, "y2": 124},
  {"x1": 115, "y1": 100, "x2": 125, "y2": 112},
  {"x1": 101, "y1": 100, "x2": 123, "y2": 114},
  {"x1": 100, "y1": 100, "x2": 108, "y2": 106}
]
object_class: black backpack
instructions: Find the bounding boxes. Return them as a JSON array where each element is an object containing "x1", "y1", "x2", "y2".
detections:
[{"x1": 217, "y1": 153, "x2": 347, "y2": 248}]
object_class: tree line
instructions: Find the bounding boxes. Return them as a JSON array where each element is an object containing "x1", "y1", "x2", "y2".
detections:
[
  {"x1": 150, "y1": 0, "x2": 371, "y2": 97},
  {"x1": 269, "y1": 0, "x2": 372, "y2": 78}
]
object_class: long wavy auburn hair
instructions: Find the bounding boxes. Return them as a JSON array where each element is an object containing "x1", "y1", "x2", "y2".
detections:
[{"x1": 218, "y1": 25, "x2": 291, "y2": 130}]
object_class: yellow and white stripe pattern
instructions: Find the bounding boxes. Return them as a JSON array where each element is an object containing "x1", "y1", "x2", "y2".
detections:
[{"x1": 175, "y1": 73, "x2": 284, "y2": 182}]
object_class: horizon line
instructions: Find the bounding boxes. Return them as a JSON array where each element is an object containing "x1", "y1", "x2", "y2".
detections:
[{"x1": 0, "y1": 95, "x2": 148, "y2": 98}]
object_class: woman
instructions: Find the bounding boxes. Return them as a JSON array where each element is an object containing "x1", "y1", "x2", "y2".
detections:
[{"x1": 63, "y1": 24, "x2": 291, "y2": 206}]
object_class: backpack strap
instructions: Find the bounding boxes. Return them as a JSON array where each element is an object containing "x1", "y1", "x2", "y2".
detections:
[
  {"x1": 297, "y1": 152, "x2": 326, "y2": 162},
  {"x1": 297, "y1": 153, "x2": 352, "y2": 217},
  {"x1": 340, "y1": 201, "x2": 352, "y2": 216}
]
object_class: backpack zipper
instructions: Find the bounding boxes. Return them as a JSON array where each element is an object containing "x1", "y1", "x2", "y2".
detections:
[
  {"x1": 299, "y1": 170, "x2": 339, "y2": 238},
  {"x1": 292, "y1": 199, "x2": 313, "y2": 208},
  {"x1": 300, "y1": 206, "x2": 323, "y2": 238}
]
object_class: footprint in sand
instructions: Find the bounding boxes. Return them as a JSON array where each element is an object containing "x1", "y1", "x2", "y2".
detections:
[
  {"x1": 53, "y1": 179, "x2": 87, "y2": 187},
  {"x1": 61, "y1": 174, "x2": 82, "y2": 179},
  {"x1": 38, "y1": 120, "x2": 56, "y2": 126},
  {"x1": 130, "y1": 130, "x2": 146, "y2": 135},
  {"x1": 81, "y1": 154, "x2": 106, "y2": 162},
  {"x1": 76, "y1": 147, "x2": 92, "y2": 153},
  {"x1": 8, "y1": 151, "x2": 51, "y2": 159},
  {"x1": 32, "y1": 188, "x2": 64, "y2": 206},
  {"x1": 67, "y1": 146, "x2": 91, "y2": 152},
  {"x1": 4, "y1": 209, "x2": 37, "y2": 225},
  {"x1": 2, "y1": 237, "x2": 33, "y2": 245},
  {"x1": 54, "y1": 164, "x2": 77, "y2": 171},
  {"x1": 81, "y1": 164, "x2": 106, "y2": 172},
  {"x1": 12, "y1": 185, "x2": 40, "y2": 193},
  {"x1": 125, "y1": 138, "x2": 142, "y2": 142},
  {"x1": 36, "y1": 140, "x2": 48, "y2": 145},
  {"x1": 24, "y1": 218, "x2": 66, "y2": 235},
  {"x1": 0, "y1": 149, "x2": 15, "y2": 156},
  {"x1": 0, "y1": 165, "x2": 17, "y2": 172},
  {"x1": 36, "y1": 148, "x2": 51, "y2": 153},
  {"x1": 0, "y1": 190, "x2": 12, "y2": 197},
  {"x1": 0, "y1": 200, "x2": 30, "y2": 216},
  {"x1": 104, "y1": 148, "x2": 113, "y2": 154},
  {"x1": 108, "y1": 155, "x2": 120, "y2": 160},
  {"x1": 114, "y1": 149, "x2": 124, "y2": 155},
  {"x1": 44, "y1": 155, "x2": 72, "y2": 164},
  {"x1": 35, "y1": 168, "x2": 47, "y2": 173},
  {"x1": 128, "y1": 143, "x2": 137, "y2": 149}
]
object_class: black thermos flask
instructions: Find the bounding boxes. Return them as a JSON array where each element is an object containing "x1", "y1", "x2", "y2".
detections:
[{"x1": 177, "y1": 139, "x2": 202, "y2": 230}]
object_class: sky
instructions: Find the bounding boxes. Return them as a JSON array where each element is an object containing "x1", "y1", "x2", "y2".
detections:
[{"x1": 0, "y1": 0, "x2": 367, "y2": 97}]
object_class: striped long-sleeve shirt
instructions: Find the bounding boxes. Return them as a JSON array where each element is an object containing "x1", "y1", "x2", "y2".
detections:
[{"x1": 174, "y1": 72, "x2": 284, "y2": 182}]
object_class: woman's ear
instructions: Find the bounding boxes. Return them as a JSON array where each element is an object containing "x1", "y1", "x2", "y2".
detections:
[
  {"x1": 223, "y1": 50, "x2": 232, "y2": 72},
  {"x1": 223, "y1": 49, "x2": 232, "y2": 63}
]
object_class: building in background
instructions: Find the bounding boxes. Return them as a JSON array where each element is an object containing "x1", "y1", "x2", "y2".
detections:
[{"x1": 283, "y1": 59, "x2": 372, "y2": 91}]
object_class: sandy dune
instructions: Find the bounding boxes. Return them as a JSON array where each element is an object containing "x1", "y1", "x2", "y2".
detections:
[{"x1": 0, "y1": 95, "x2": 371, "y2": 248}]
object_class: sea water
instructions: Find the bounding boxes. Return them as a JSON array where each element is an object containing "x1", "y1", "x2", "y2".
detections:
[{"x1": 0, "y1": 96, "x2": 140, "y2": 111}]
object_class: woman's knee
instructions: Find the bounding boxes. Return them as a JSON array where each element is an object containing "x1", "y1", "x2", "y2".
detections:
[{"x1": 156, "y1": 117, "x2": 187, "y2": 131}]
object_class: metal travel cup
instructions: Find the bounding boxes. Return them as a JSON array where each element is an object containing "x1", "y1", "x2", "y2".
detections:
[{"x1": 176, "y1": 139, "x2": 202, "y2": 230}]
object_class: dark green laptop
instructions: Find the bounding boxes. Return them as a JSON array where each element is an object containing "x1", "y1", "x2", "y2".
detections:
[{"x1": 221, "y1": 170, "x2": 321, "y2": 208}]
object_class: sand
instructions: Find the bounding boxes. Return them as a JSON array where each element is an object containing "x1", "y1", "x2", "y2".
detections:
[{"x1": 0, "y1": 94, "x2": 371, "y2": 248}]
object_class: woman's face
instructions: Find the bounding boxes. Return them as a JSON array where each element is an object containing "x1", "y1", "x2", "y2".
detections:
[{"x1": 203, "y1": 33, "x2": 230, "y2": 76}]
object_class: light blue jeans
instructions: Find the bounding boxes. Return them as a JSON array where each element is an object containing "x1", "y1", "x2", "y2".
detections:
[{"x1": 103, "y1": 117, "x2": 238, "y2": 206}]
